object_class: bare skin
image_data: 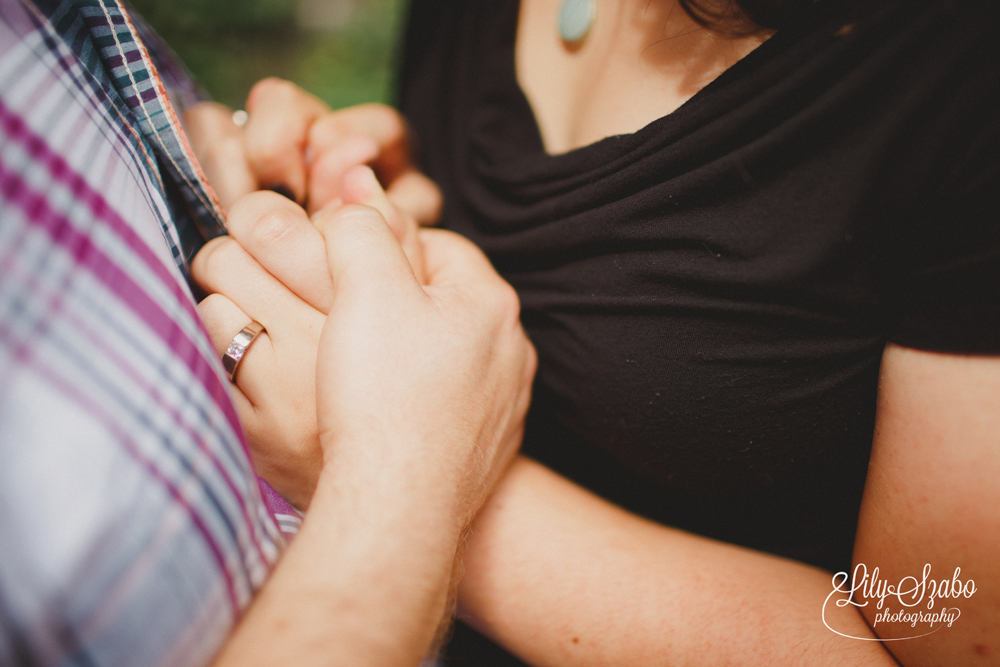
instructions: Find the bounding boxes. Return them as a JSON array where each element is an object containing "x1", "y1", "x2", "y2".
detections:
[
  {"x1": 192, "y1": 192, "x2": 536, "y2": 666},
  {"x1": 516, "y1": 0, "x2": 770, "y2": 154},
  {"x1": 447, "y1": 4, "x2": 1000, "y2": 665},
  {"x1": 183, "y1": 1, "x2": 1000, "y2": 661},
  {"x1": 456, "y1": 347, "x2": 1000, "y2": 666},
  {"x1": 443, "y1": 3, "x2": 1000, "y2": 665},
  {"x1": 190, "y1": 175, "x2": 1000, "y2": 667}
]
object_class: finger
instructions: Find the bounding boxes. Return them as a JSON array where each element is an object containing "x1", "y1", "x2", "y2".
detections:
[
  {"x1": 386, "y1": 169, "x2": 443, "y2": 226},
  {"x1": 419, "y1": 228, "x2": 506, "y2": 289},
  {"x1": 306, "y1": 135, "x2": 380, "y2": 215},
  {"x1": 184, "y1": 102, "x2": 256, "y2": 211},
  {"x1": 340, "y1": 165, "x2": 426, "y2": 284},
  {"x1": 184, "y1": 102, "x2": 237, "y2": 166},
  {"x1": 191, "y1": 234, "x2": 321, "y2": 335},
  {"x1": 307, "y1": 103, "x2": 411, "y2": 184},
  {"x1": 196, "y1": 293, "x2": 269, "y2": 418},
  {"x1": 244, "y1": 78, "x2": 329, "y2": 203},
  {"x1": 316, "y1": 203, "x2": 422, "y2": 300},
  {"x1": 225, "y1": 191, "x2": 335, "y2": 314},
  {"x1": 340, "y1": 165, "x2": 408, "y2": 243},
  {"x1": 198, "y1": 282, "x2": 322, "y2": 513}
]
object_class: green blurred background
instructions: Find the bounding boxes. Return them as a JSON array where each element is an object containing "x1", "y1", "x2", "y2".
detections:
[{"x1": 129, "y1": 0, "x2": 408, "y2": 110}]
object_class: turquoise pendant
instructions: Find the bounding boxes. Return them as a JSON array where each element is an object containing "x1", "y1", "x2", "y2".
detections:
[{"x1": 558, "y1": 0, "x2": 596, "y2": 43}]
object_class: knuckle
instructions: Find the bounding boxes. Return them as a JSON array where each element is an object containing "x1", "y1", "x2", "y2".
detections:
[
  {"x1": 466, "y1": 279, "x2": 522, "y2": 336},
  {"x1": 365, "y1": 103, "x2": 405, "y2": 134},
  {"x1": 252, "y1": 206, "x2": 301, "y2": 248},
  {"x1": 203, "y1": 236, "x2": 242, "y2": 277},
  {"x1": 436, "y1": 227, "x2": 477, "y2": 255},
  {"x1": 422, "y1": 180, "x2": 443, "y2": 221},
  {"x1": 309, "y1": 113, "x2": 347, "y2": 146},
  {"x1": 229, "y1": 189, "x2": 283, "y2": 218},
  {"x1": 246, "y1": 77, "x2": 293, "y2": 111},
  {"x1": 192, "y1": 235, "x2": 228, "y2": 277},
  {"x1": 320, "y1": 204, "x2": 388, "y2": 249},
  {"x1": 390, "y1": 172, "x2": 443, "y2": 224},
  {"x1": 493, "y1": 280, "x2": 522, "y2": 323},
  {"x1": 196, "y1": 291, "x2": 229, "y2": 317},
  {"x1": 332, "y1": 203, "x2": 385, "y2": 231},
  {"x1": 353, "y1": 103, "x2": 408, "y2": 156},
  {"x1": 195, "y1": 293, "x2": 235, "y2": 349},
  {"x1": 246, "y1": 136, "x2": 289, "y2": 173},
  {"x1": 524, "y1": 341, "x2": 539, "y2": 379}
]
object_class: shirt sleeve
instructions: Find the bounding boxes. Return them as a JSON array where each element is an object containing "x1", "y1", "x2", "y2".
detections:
[{"x1": 880, "y1": 4, "x2": 1000, "y2": 354}]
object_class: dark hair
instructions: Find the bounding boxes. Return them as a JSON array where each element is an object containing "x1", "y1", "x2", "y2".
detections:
[{"x1": 678, "y1": 0, "x2": 812, "y2": 35}]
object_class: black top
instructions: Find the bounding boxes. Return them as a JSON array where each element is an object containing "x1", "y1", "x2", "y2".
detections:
[{"x1": 398, "y1": 0, "x2": 1000, "y2": 661}]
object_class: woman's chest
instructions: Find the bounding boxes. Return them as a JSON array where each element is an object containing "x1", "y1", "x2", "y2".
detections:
[{"x1": 515, "y1": 0, "x2": 770, "y2": 154}]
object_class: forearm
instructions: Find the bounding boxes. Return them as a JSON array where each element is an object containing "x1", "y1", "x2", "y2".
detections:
[
  {"x1": 193, "y1": 192, "x2": 535, "y2": 666},
  {"x1": 458, "y1": 457, "x2": 897, "y2": 667},
  {"x1": 212, "y1": 453, "x2": 461, "y2": 667}
]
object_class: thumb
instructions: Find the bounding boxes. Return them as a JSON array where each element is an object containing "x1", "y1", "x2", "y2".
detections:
[
  {"x1": 316, "y1": 204, "x2": 422, "y2": 301},
  {"x1": 341, "y1": 165, "x2": 426, "y2": 284},
  {"x1": 340, "y1": 165, "x2": 407, "y2": 242}
]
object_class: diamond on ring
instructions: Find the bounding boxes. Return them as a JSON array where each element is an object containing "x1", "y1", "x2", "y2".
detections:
[
  {"x1": 222, "y1": 321, "x2": 265, "y2": 382},
  {"x1": 232, "y1": 109, "x2": 249, "y2": 127}
]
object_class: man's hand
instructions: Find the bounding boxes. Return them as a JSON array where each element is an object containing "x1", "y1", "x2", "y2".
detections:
[
  {"x1": 313, "y1": 202, "x2": 535, "y2": 527},
  {"x1": 193, "y1": 188, "x2": 534, "y2": 513},
  {"x1": 204, "y1": 190, "x2": 534, "y2": 666}
]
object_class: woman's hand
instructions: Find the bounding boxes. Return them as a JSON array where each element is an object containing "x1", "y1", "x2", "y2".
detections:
[
  {"x1": 205, "y1": 192, "x2": 535, "y2": 667},
  {"x1": 193, "y1": 193, "x2": 326, "y2": 509},
  {"x1": 240, "y1": 78, "x2": 442, "y2": 222},
  {"x1": 183, "y1": 101, "x2": 256, "y2": 211},
  {"x1": 193, "y1": 168, "x2": 428, "y2": 507},
  {"x1": 193, "y1": 185, "x2": 533, "y2": 512},
  {"x1": 184, "y1": 79, "x2": 439, "y2": 266},
  {"x1": 183, "y1": 78, "x2": 441, "y2": 293}
]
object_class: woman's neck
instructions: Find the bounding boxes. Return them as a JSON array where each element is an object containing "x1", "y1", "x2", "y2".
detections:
[{"x1": 516, "y1": 0, "x2": 772, "y2": 154}]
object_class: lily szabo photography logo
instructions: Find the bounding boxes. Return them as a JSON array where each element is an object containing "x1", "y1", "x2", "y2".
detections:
[{"x1": 823, "y1": 564, "x2": 977, "y2": 641}]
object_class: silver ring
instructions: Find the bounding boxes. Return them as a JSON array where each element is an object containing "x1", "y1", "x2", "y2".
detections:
[{"x1": 223, "y1": 321, "x2": 265, "y2": 383}]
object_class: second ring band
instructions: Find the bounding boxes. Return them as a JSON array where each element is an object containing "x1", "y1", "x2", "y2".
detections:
[{"x1": 223, "y1": 320, "x2": 265, "y2": 383}]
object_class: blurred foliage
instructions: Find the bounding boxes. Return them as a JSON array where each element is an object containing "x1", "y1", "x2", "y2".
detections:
[{"x1": 128, "y1": 0, "x2": 407, "y2": 110}]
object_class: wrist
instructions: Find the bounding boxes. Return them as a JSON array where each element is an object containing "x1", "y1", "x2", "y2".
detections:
[
  {"x1": 221, "y1": 436, "x2": 467, "y2": 667},
  {"x1": 316, "y1": 429, "x2": 470, "y2": 547}
]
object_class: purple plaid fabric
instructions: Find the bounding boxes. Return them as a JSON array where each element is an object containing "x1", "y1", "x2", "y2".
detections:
[{"x1": 0, "y1": 0, "x2": 298, "y2": 664}]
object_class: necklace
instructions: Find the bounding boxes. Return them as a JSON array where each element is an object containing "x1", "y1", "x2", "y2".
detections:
[{"x1": 558, "y1": 0, "x2": 596, "y2": 43}]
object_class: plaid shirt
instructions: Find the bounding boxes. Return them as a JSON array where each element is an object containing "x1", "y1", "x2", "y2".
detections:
[{"x1": 0, "y1": 0, "x2": 299, "y2": 664}]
